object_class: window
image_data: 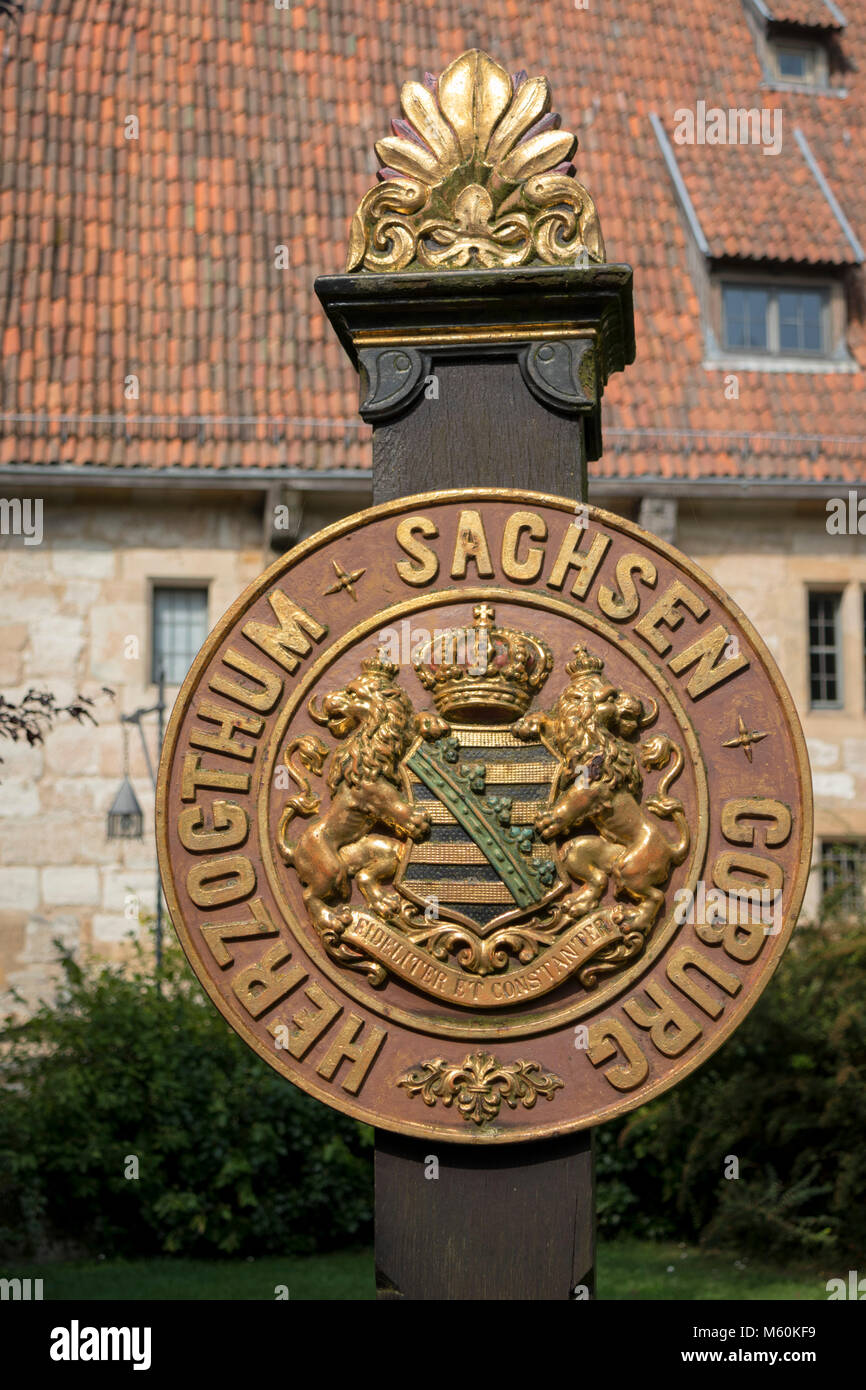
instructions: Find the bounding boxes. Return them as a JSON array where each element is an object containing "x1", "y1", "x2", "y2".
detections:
[
  {"x1": 770, "y1": 39, "x2": 827, "y2": 87},
  {"x1": 151, "y1": 585, "x2": 209, "y2": 685},
  {"x1": 820, "y1": 841, "x2": 866, "y2": 917},
  {"x1": 778, "y1": 289, "x2": 824, "y2": 353},
  {"x1": 723, "y1": 286, "x2": 769, "y2": 351},
  {"x1": 722, "y1": 283, "x2": 828, "y2": 356},
  {"x1": 808, "y1": 591, "x2": 842, "y2": 708},
  {"x1": 740, "y1": 1, "x2": 840, "y2": 93}
]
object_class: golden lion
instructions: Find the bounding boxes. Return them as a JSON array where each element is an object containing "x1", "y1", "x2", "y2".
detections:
[
  {"x1": 514, "y1": 644, "x2": 689, "y2": 936},
  {"x1": 277, "y1": 655, "x2": 447, "y2": 974}
]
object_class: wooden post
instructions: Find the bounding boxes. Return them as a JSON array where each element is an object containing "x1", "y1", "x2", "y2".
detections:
[
  {"x1": 374, "y1": 1128, "x2": 595, "y2": 1301},
  {"x1": 317, "y1": 264, "x2": 634, "y2": 1301}
]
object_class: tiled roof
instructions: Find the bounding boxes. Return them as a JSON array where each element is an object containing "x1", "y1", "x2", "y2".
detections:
[
  {"x1": 0, "y1": 0, "x2": 864, "y2": 484},
  {"x1": 764, "y1": 2, "x2": 846, "y2": 30},
  {"x1": 670, "y1": 134, "x2": 858, "y2": 265}
]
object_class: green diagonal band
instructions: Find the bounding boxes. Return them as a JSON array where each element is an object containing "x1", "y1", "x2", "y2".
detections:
[{"x1": 407, "y1": 746, "x2": 540, "y2": 908}]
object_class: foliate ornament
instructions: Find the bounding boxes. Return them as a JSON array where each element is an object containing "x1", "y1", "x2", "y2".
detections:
[
  {"x1": 397, "y1": 1052, "x2": 564, "y2": 1125},
  {"x1": 346, "y1": 50, "x2": 605, "y2": 273}
]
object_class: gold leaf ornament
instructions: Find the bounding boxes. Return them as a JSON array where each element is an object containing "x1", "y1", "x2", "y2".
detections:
[
  {"x1": 346, "y1": 50, "x2": 605, "y2": 273},
  {"x1": 397, "y1": 1051, "x2": 564, "y2": 1125}
]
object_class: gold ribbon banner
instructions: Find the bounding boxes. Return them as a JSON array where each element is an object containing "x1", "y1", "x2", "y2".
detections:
[{"x1": 341, "y1": 909, "x2": 623, "y2": 1008}]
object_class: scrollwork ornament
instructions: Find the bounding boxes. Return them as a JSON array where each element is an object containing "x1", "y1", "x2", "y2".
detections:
[
  {"x1": 346, "y1": 50, "x2": 606, "y2": 274},
  {"x1": 397, "y1": 1052, "x2": 564, "y2": 1125}
]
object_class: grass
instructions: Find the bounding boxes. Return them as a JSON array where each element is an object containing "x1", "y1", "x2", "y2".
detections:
[
  {"x1": 9, "y1": 1239, "x2": 832, "y2": 1301},
  {"x1": 599, "y1": 1238, "x2": 829, "y2": 1301},
  {"x1": 22, "y1": 1248, "x2": 376, "y2": 1302}
]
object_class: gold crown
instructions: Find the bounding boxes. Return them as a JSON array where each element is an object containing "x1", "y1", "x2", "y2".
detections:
[
  {"x1": 361, "y1": 653, "x2": 400, "y2": 683},
  {"x1": 565, "y1": 643, "x2": 606, "y2": 679},
  {"x1": 413, "y1": 604, "x2": 553, "y2": 721}
]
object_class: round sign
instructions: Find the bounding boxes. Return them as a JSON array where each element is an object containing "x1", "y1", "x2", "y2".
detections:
[{"x1": 157, "y1": 490, "x2": 812, "y2": 1143}]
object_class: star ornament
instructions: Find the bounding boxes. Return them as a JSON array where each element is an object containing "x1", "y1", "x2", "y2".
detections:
[
  {"x1": 323, "y1": 559, "x2": 366, "y2": 601},
  {"x1": 723, "y1": 714, "x2": 769, "y2": 762}
]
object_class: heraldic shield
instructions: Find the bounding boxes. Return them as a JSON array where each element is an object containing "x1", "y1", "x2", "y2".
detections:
[
  {"x1": 275, "y1": 602, "x2": 691, "y2": 1009},
  {"x1": 398, "y1": 719, "x2": 564, "y2": 938}
]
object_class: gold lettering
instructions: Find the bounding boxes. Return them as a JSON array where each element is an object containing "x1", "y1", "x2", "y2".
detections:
[
  {"x1": 178, "y1": 799, "x2": 248, "y2": 853},
  {"x1": 267, "y1": 981, "x2": 341, "y2": 1059},
  {"x1": 623, "y1": 982, "x2": 702, "y2": 1057},
  {"x1": 587, "y1": 1017, "x2": 649, "y2": 1091},
  {"x1": 711, "y1": 851, "x2": 783, "y2": 962},
  {"x1": 669, "y1": 624, "x2": 749, "y2": 698},
  {"x1": 209, "y1": 648, "x2": 284, "y2": 714},
  {"x1": 634, "y1": 579, "x2": 707, "y2": 656},
  {"x1": 666, "y1": 945, "x2": 741, "y2": 1019},
  {"x1": 547, "y1": 524, "x2": 611, "y2": 597},
  {"x1": 315, "y1": 1012, "x2": 387, "y2": 1094},
  {"x1": 231, "y1": 942, "x2": 306, "y2": 1019},
  {"x1": 395, "y1": 515, "x2": 440, "y2": 585},
  {"x1": 242, "y1": 591, "x2": 326, "y2": 674},
  {"x1": 186, "y1": 854, "x2": 256, "y2": 909},
  {"x1": 189, "y1": 700, "x2": 263, "y2": 761},
  {"x1": 501, "y1": 510, "x2": 547, "y2": 582},
  {"x1": 451, "y1": 509, "x2": 494, "y2": 579},
  {"x1": 597, "y1": 552, "x2": 657, "y2": 621},
  {"x1": 200, "y1": 896, "x2": 279, "y2": 967},
  {"x1": 721, "y1": 797, "x2": 792, "y2": 848},
  {"x1": 181, "y1": 754, "x2": 250, "y2": 802}
]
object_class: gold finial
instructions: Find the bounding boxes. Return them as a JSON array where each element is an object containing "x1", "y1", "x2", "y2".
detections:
[{"x1": 346, "y1": 49, "x2": 605, "y2": 274}]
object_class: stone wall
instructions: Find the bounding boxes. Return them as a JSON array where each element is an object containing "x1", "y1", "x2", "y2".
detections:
[
  {"x1": 679, "y1": 496, "x2": 866, "y2": 920},
  {"x1": 1, "y1": 485, "x2": 269, "y2": 1006}
]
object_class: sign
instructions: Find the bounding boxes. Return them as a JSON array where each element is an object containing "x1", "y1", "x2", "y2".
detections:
[{"x1": 157, "y1": 490, "x2": 812, "y2": 1143}]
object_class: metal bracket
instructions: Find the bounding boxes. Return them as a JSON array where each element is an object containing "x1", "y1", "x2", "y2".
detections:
[
  {"x1": 358, "y1": 347, "x2": 432, "y2": 422},
  {"x1": 519, "y1": 338, "x2": 597, "y2": 415}
]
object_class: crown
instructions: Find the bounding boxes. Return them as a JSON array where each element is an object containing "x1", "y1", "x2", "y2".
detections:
[
  {"x1": 565, "y1": 643, "x2": 606, "y2": 679},
  {"x1": 413, "y1": 604, "x2": 553, "y2": 721},
  {"x1": 361, "y1": 652, "x2": 400, "y2": 683}
]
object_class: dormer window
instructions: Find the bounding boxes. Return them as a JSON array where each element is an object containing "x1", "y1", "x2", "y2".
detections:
[
  {"x1": 721, "y1": 282, "x2": 829, "y2": 356},
  {"x1": 708, "y1": 273, "x2": 852, "y2": 366},
  {"x1": 771, "y1": 38, "x2": 827, "y2": 86},
  {"x1": 741, "y1": 1, "x2": 848, "y2": 95}
]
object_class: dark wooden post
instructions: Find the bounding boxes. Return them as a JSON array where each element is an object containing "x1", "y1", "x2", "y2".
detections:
[{"x1": 316, "y1": 263, "x2": 635, "y2": 1301}]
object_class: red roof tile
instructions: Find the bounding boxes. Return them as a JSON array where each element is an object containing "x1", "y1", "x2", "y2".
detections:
[
  {"x1": 0, "y1": 0, "x2": 863, "y2": 484},
  {"x1": 669, "y1": 127, "x2": 857, "y2": 265},
  {"x1": 764, "y1": 2, "x2": 845, "y2": 29}
]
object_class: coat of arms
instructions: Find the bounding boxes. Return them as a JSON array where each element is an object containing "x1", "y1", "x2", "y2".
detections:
[
  {"x1": 158, "y1": 491, "x2": 811, "y2": 1142},
  {"x1": 276, "y1": 603, "x2": 690, "y2": 1006}
]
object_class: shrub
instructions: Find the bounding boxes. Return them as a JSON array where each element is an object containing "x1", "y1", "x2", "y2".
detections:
[
  {"x1": 597, "y1": 917, "x2": 866, "y2": 1259},
  {"x1": 0, "y1": 935, "x2": 373, "y2": 1259}
]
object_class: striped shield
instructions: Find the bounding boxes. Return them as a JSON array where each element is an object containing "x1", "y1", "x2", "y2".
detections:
[{"x1": 397, "y1": 724, "x2": 566, "y2": 935}]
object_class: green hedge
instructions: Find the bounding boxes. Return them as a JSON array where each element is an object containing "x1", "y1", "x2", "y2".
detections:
[
  {"x1": 2, "y1": 917, "x2": 864, "y2": 1260},
  {"x1": 0, "y1": 941, "x2": 373, "y2": 1258},
  {"x1": 597, "y1": 916, "x2": 866, "y2": 1259}
]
